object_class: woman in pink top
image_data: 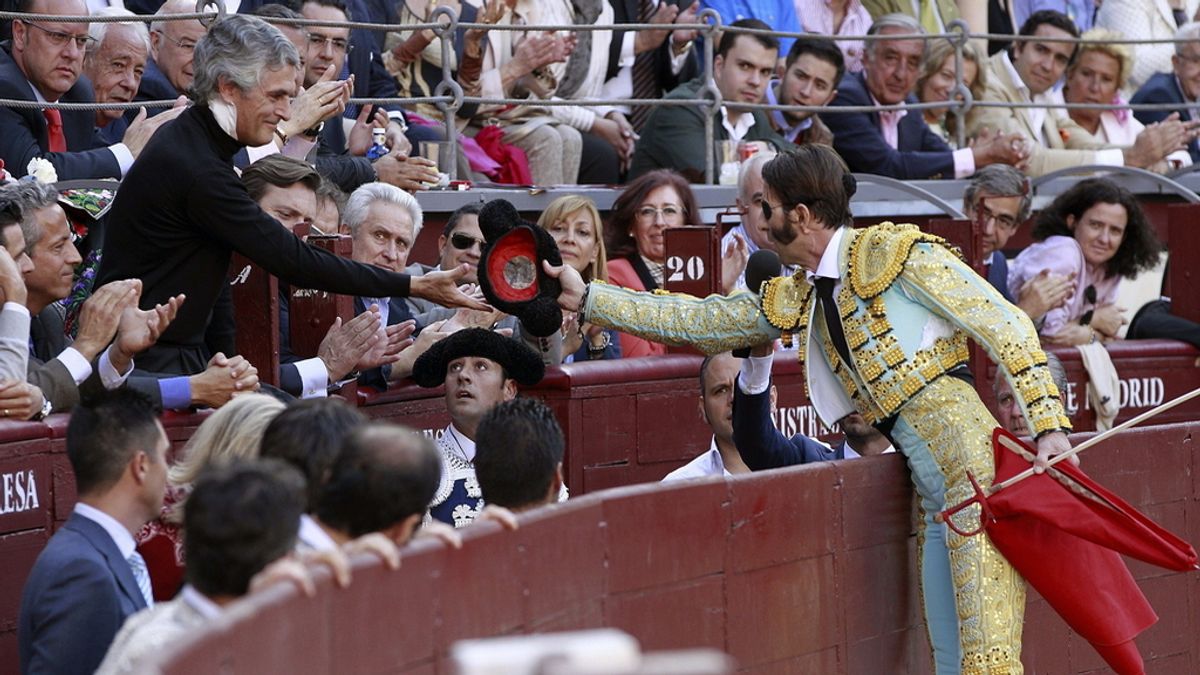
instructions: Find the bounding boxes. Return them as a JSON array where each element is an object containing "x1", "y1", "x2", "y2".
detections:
[
  {"x1": 1008, "y1": 178, "x2": 1165, "y2": 346},
  {"x1": 604, "y1": 170, "x2": 703, "y2": 357}
]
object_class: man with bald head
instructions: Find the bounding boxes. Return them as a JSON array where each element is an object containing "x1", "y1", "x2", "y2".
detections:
[
  {"x1": 0, "y1": 0, "x2": 175, "y2": 179},
  {"x1": 133, "y1": 0, "x2": 206, "y2": 109},
  {"x1": 82, "y1": 8, "x2": 150, "y2": 144}
]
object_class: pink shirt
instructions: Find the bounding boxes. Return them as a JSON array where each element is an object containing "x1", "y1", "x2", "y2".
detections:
[
  {"x1": 793, "y1": 0, "x2": 871, "y2": 73},
  {"x1": 1008, "y1": 235, "x2": 1121, "y2": 338}
]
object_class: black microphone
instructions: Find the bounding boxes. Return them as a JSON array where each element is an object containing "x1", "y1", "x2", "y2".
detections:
[{"x1": 733, "y1": 249, "x2": 781, "y2": 358}]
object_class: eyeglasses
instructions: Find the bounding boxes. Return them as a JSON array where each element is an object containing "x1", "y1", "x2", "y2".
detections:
[
  {"x1": 19, "y1": 20, "x2": 94, "y2": 50},
  {"x1": 1079, "y1": 284, "x2": 1097, "y2": 325},
  {"x1": 307, "y1": 34, "x2": 352, "y2": 54},
  {"x1": 154, "y1": 31, "x2": 198, "y2": 52},
  {"x1": 450, "y1": 233, "x2": 485, "y2": 250},
  {"x1": 978, "y1": 203, "x2": 1019, "y2": 232},
  {"x1": 635, "y1": 205, "x2": 683, "y2": 223}
]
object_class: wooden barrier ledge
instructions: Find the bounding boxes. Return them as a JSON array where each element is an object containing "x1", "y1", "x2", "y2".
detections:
[{"x1": 136, "y1": 422, "x2": 1200, "y2": 675}]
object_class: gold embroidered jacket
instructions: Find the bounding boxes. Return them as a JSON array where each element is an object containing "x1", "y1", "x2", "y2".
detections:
[{"x1": 583, "y1": 223, "x2": 1071, "y2": 437}]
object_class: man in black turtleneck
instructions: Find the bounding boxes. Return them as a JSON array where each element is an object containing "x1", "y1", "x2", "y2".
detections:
[{"x1": 96, "y1": 14, "x2": 485, "y2": 375}]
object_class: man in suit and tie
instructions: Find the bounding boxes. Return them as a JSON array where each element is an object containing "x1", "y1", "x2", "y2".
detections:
[
  {"x1": 968, "y1": 10, "x2": 1188, "y2": 177},
  {"x1": 13, "y1": 179, "x2": 247, "y2": 414},
  {"x1": 18, "y1": 388, "x2": 168, "y2": 675},
  {"x1": 961, "y1": 164, "x2": 1073, "y2": 324},
  {"x1": 0, "y1": 0, "x2": 177, "y2": 180},
  {"x1": 823, "y1": 13, "x2": 1027, "y2": 179},
  {"x1": 95, "y1": 460, "x2": 310, "y2": 675},
  {"x1": 238, "y1": 157, "x2": 421, "y2": 396},
  {"x1": 1131, "y1": 22, "x2": 1200, "y2": 164},
  {"x1": 604, "y1": 0, "x2": 700, "y2": 134}
]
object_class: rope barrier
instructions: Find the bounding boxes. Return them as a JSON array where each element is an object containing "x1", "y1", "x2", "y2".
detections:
[{"x1": 4, "y1": 4, "x2": 1200, "y2": 184}]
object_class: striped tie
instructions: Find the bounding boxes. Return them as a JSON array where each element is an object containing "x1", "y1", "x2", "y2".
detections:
[
  {"x1": 630, "y1": 0, "x2": 658, "y2": 132},
  {"x1": 127, "y1": 551, "x2": 154, "y2": 607}
]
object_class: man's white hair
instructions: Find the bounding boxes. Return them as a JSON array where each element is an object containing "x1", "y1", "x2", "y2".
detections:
[
  {"x1": 343, "y1": 182, "x2": 424, "y2": 238},
  {"x1": 85, "y1": 7, "x2": 151, "y2": 61}
]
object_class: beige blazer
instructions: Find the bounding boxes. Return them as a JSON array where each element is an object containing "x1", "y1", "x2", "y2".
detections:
[{"x1": 967, "y1": 52, "x2": 1106, "y2": 177}]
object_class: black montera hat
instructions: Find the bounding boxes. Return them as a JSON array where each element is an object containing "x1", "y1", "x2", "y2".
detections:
[{"x1": 411, "y1": 328, "x2": 545, "y2": 388}]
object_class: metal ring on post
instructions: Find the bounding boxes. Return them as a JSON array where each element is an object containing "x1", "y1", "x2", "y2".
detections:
[
  {"x1": 698, "y1": 8, "x2": 722, "y2": 185},
  {"x1": 429, "y1": 5, "x2": 457, "y2": 39},
  {"x1": 195, "y1": 0, "x2": 225, "y2": 28},
  {"x1": 946, "y1": 19, "x2": 972, "y2": 148},
  {"x1": 433, "y1": 78, "x2": 465, "y2": 116},
  {"x1": 1031, "y1": 165, "x2": 1200, "y2": 203}
]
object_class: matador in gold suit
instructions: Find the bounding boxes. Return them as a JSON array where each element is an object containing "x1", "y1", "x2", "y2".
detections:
[{"x1": 568, "y1": 215, "x2": 1071, "y2": 674}]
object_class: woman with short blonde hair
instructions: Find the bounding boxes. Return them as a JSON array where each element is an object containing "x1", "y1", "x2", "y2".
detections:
[{"x1": 537, "y1": 195, "x2": 620, "y2": 361}]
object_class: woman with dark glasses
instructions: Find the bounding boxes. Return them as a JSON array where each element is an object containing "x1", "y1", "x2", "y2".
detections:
[{"x1": 1009, "y1": 178, "x2": 1200, "y2": 349}]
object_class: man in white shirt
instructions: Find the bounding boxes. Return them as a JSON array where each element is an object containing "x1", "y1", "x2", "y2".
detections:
[
  {"x1": 663, "y1": 351, "x2": 752, "y2": 481},
  {"x1": 18, "y1": 389, "x2": 168, "y2": 675},
  {"x1": 96, "y1": 460, "x2": 309, "y2": 675},
  {"x1": 629, "y1": 18, "x2": 793, "y2": 182},
  {"x1": 968, "y1": 9, "x2": 1190, "y2": 177}
]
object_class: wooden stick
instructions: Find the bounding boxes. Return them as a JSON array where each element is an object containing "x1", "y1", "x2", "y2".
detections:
[{"x1": 988, "y1": 385, "x2": 1200, "y2": 496}]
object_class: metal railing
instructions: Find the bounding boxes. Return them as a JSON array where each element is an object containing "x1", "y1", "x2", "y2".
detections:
[{"x1": 1, "y1": 3, "x2": 1198, "y2": 189}]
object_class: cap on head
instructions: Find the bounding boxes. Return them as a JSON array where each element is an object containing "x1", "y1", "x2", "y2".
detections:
[{"x1": 411, "y1": 328, "x2": 545, "y2": 388}]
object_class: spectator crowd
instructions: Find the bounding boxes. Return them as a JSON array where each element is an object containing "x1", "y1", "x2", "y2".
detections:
[{"x1": 4, "y1": 0, "x2": 1200, "y2": 672}]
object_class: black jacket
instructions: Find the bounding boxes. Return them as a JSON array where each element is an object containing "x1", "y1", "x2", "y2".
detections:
[{"x1": 96, "y1": 104, "x2": 416, "y2": 374}]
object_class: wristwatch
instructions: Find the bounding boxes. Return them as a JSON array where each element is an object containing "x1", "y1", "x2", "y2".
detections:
[
  {"x1": 300, "y1": 121, "x2": 324, "y2": 140},
  {"x1": 32, "y1": 397, "x2": 52, "y2": 421}
]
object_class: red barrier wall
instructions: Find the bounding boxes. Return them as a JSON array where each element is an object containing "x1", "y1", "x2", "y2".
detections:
[{"x1": 144, "y1": 422, "x2": 1200, "y2": 675}]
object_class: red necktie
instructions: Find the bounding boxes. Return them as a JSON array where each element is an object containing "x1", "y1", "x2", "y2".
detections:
[{"x1": 43, "y1": 109, "x2": 66, "y2": 153}]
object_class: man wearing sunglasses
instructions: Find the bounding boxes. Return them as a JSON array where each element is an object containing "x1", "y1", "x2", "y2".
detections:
[
  {"x1": 406, "y1": 203, "x2": 563, "y2": 365},
  {"x1": 0, "y1": 0, "x2": 178, "y2": 180}
]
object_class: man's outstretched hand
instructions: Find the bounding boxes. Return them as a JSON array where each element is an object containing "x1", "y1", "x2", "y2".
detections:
[{"x1": 410, "y1": 264, "x2": 492, "y2": 311}]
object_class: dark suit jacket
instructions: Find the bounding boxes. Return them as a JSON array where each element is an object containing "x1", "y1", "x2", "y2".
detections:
[
  {"x1": 27, "y1": 304, "x2": 106, "y2": 412},
  {"x1": 0, "y1": 44, "x2": 122, "y2": 180},
  {"x1": 822, "y1": 72, "x2": 957, "y2": 179},
  {"x1": 29, "y1": 303, "x2": 178, "y2": 411},
  {"x1": 278, "y1": 292, "x2": 414, "y2": 395},
  {"x1": 18, "y1": 511, "x2": 149, "y2": 675},
  {"x1": 97, "y1": 115, "x2": 129, "y2": 146},
  {"x1": 315, "y1": 120, "x2": 377, "y2": 193},
  {"x1": 1131, "y1": 72, "x2": 1200, "y2": 163},
  {"x1": 132, "y1": 59, "x2": 181, "y2": 115},
  {"x1": 987, "y1": 250, "x2": 1015, "y2": 303},
  {"x1": 629, "y1": 77, "x2": 794, "y2": 181},
  {"x1": 732, "y1": 383, "x2": 838, "y2": 470}
]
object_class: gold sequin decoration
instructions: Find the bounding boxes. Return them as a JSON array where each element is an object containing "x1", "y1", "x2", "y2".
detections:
[
  {"x1": 760, "y1": 276, "x2": 808, "y2": 331},
  {"x1": 904, "y1": 379, "x2": 1026, "y2": 675},
  {"x1": 847, "y1": 223, "x2": 956, "y2": 300},
  {"x1": 900, "y1": 242, "x2": 1071, "y2": 437}
]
